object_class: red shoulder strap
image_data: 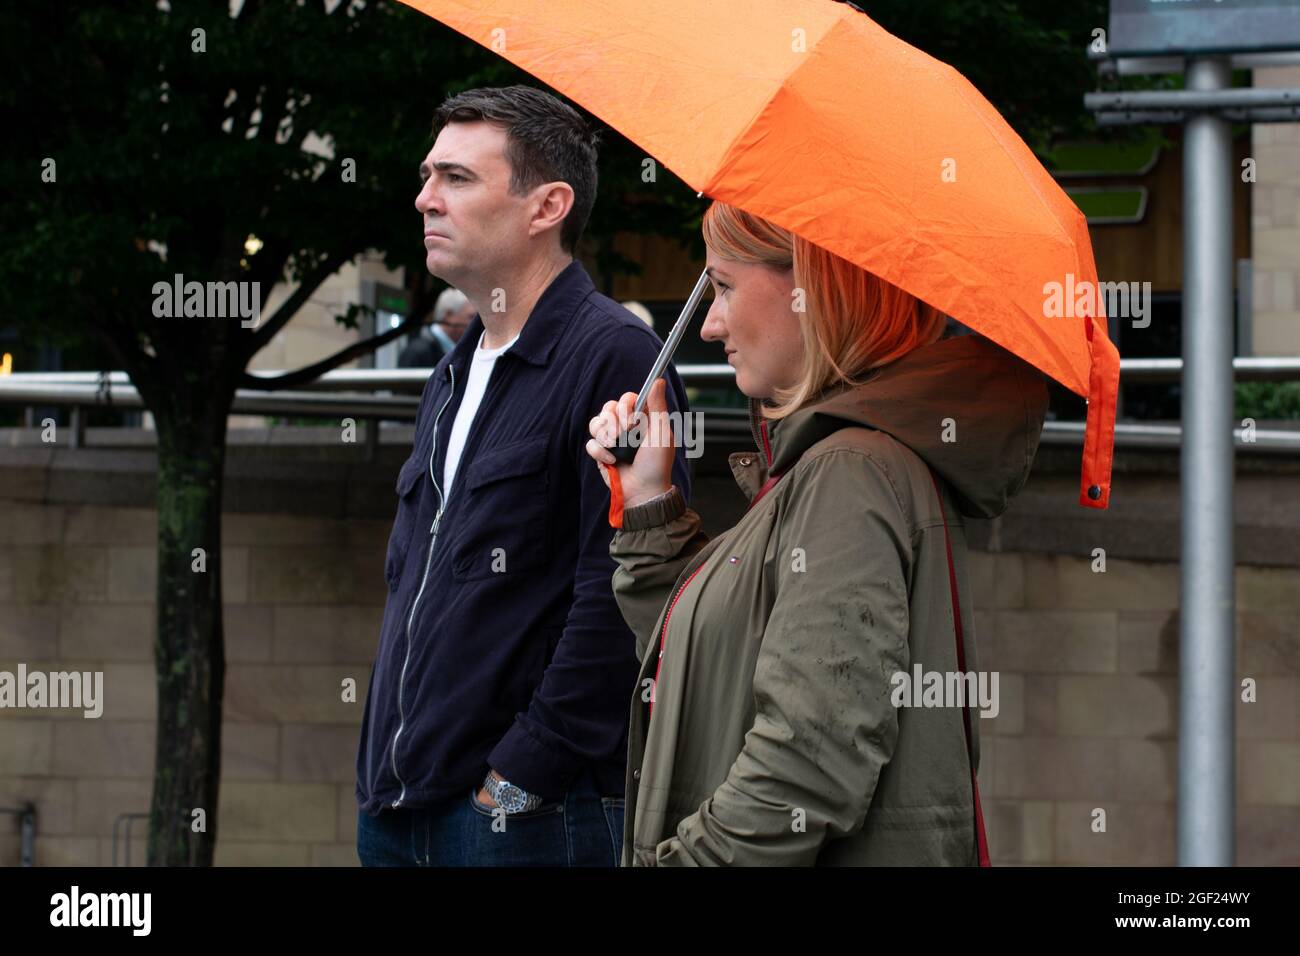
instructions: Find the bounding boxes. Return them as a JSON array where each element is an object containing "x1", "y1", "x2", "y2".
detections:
[{"x1": 926, "y1": 466, "x2": 992, "y2": 867}]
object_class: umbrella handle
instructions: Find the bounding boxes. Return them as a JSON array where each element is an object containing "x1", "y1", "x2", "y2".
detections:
[{"x1": 610, "y1": 437, "x2": 639, "y2": 465}]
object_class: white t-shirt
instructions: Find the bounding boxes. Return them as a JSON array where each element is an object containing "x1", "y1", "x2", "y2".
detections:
[{"x1": 442, "y1": 329, "x2": 520, "y2": 500}]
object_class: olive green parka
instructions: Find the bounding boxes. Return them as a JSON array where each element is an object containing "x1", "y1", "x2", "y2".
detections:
[{"x1": 609, "y1": 333, "x2": 1048, "y2": 865}]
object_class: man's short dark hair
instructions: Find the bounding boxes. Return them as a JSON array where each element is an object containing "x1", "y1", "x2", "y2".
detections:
[{"x1": 434, "y1": 85, "x2": 600, "y2": 255}]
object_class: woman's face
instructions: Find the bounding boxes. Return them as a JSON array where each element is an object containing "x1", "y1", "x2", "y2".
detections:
[{"x1": 699, "y1": 250, "x2": 804, "y2": 400}]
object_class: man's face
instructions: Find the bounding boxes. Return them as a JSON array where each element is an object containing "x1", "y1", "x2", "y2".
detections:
[{"x1": 415, "y1": 121, "x2": 533, "y2": 286}]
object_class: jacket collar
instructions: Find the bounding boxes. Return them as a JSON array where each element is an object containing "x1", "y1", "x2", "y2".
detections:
[
  {"x1": 440, "y1": 258, "x2": 595, "y2": 380},
  {"x1": 744, "y1": 333, "x2": 1049, "y2": 518}
]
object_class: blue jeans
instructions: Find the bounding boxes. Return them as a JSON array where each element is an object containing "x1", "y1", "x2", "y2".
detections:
[{"x1": 357, "y1": 769, "x2": 624, "y2": 866}]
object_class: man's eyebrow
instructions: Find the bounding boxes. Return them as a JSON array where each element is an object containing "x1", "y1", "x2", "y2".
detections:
[{"x1": 418, "y1": 161, "x2": 478, "y2": 180}]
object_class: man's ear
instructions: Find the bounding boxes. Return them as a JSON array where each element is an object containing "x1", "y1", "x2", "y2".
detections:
[{"x1": 529, "y1": 181, "x2": 575, "y2": 242}]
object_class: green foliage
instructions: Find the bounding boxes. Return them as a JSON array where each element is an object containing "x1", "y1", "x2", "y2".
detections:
[
  {"x1": 1236, "y1": 381, "x2": 1300, "y2": 421},
  {"x1": 865, "y1": 0, "x2": 1110, "y2": 156},
  {"x1": 3, "y1": 1, "x2": 490, "y2": 359}
]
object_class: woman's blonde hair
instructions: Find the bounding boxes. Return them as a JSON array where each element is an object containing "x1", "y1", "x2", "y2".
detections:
[{"x1": 701, "y1": 201, "x2": 946, "y2": 420}]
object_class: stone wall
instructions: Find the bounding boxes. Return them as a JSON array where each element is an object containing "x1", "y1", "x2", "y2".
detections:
[
  {"x1": 971, "y1": 550, "x2": 1298, "y2": 865},
  {"x1": 0, "y1": 498, "x2": 389, "y2": 866},
  {"x1": 0, "y1": 428, "x2": 1296, "y2": 865}
]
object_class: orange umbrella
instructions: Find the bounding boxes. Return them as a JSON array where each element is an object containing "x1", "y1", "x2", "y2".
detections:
[{"x1": 399, "y1": 0, "x2": 1119, "y2": 509}]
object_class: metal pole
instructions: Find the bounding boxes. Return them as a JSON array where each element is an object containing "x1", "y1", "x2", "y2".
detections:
[{"x1": 1179, "y1": 56, "x2": 1236, "y2": 867}]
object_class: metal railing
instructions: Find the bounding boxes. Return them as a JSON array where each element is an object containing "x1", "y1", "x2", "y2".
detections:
[
  {"x1": 2, "y1": 358, "x2": 1299, "y2": 452},
  {"x1": 1084, "y1": 86, "x2": 1300, "y2": 125}
]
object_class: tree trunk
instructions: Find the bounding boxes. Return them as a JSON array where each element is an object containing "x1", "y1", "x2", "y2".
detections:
[{"x1": 147, "y1": 392, "x2": 232, "y2": 866}]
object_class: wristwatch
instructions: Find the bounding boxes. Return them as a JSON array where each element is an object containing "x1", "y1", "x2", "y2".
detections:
[{"x1": 482, "y1": 771, "x2": 545, "y2": 814}]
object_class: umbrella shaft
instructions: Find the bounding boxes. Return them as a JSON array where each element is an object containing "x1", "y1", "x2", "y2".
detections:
[{"x1": 631, "y1": 268, "x2": 711, "y2": 417}]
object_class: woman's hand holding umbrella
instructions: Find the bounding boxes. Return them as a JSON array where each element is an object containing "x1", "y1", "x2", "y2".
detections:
[{"x1": 586, "y1": 377, "x2": 676, "y2": 511}]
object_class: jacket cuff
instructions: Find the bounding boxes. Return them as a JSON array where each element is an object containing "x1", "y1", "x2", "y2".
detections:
[
  {"x1": 487, "y1": 721, "x2": 578, "y2": 802},
  {"x1": 619, "y1": 486, "x2": 686, "y2": 531}
]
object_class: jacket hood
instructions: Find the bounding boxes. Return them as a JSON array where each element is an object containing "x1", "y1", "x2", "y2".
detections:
[{"x1": 749, "y1": 333, "x2": 1049, "y2": 519}]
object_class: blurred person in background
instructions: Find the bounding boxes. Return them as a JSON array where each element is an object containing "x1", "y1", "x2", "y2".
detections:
[
  {"x1": 398, "y1": 287, "x2": 475, "y2": 367},
  {"x1": 619, "y1": 300, "x2": 654, "y2": 331}
]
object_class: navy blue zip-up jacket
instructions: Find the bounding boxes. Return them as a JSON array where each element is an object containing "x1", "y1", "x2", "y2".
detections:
[{"x1": 356, "y1": 259, "x2": 692, "y2": 814}]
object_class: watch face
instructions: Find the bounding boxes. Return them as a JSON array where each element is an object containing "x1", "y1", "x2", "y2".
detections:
[{"x1": 498, "y1": 783, "x2": 526, "y2": 813}]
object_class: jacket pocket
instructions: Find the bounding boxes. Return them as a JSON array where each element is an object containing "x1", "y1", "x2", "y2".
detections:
[
  {"x1": 451, "y1": 434, "x2": 550, "y2": 582},
  {"x1": 384, "y1": 454, "x2": 425, "y2": 591}
]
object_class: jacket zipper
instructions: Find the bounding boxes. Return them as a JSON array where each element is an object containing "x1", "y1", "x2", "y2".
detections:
[
  {"x1": 647, "y1": 418, "x2": 772, "y2": 719},
  {"x1": 648, "y1": 562, "x2": 706, "y2": 721},
  {"x1": 390, "y1": 363, "x2": 457, "y2": 808}
]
